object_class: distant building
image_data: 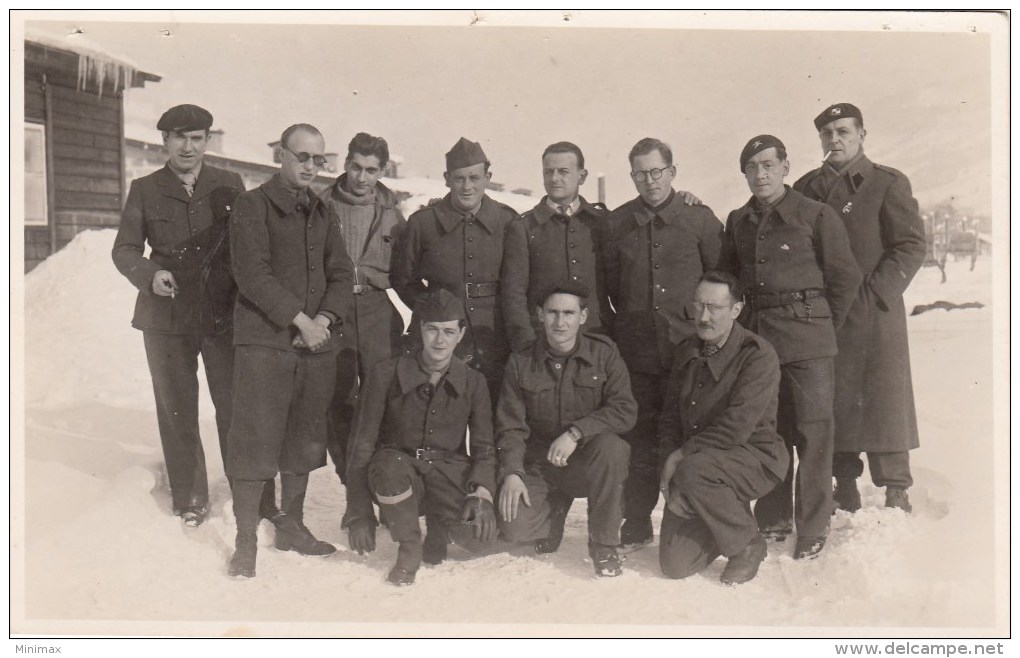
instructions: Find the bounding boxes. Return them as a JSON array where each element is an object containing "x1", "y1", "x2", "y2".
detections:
[
  {"x1": 486, "y1": 181, "x2": 506, "y2": 192},
  {"x1": 23, "y1": 29, "x2": 160, "y2": 272},
  {"x1": 511, "y1": 187, "x2": 533, "y2": 197}
]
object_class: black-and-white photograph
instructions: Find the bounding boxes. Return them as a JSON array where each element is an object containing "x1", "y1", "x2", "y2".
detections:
[{"x1": 9, "y1": 9, "x2": 1010, "y2": 644}]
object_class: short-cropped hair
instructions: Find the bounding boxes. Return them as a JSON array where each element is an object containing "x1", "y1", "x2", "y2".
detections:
[
  {"x1": 698, "y1": 270, "x2": 745, "y2": 303},
  {"x1": 347, "y1": 132, "x2": 390, "y2": 166},
  {"x1": 280, "y1": 123, "x2": 323, "y2": 150},
  {"x1": 542, "y1": 142, "x2": 585, "y2": 169},
  {"x1": 629, "y1": 137, "x2": 673, "y2": 167}
]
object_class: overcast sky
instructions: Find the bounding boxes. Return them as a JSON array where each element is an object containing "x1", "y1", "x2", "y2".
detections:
[{"x1": 23, "y1": 10, "x2": 1000, "y2": 215}]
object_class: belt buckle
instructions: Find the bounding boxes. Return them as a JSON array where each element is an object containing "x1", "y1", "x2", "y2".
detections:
[
  {"x1": 353, "y1": 284, "x2": 367, "y2": 295},
  {"x1": 464, "y1": 282, "x2": 474, "y2": 299}
]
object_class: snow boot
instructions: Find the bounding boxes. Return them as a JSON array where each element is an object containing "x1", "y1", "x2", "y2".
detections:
[
  {"x1": 535, "y1": 493, "x2": 573, "y2": 554},
  {"x1": 228, "y1": 479, "x2": 263, "y2": 578},
  {"x1": 258, "y1": 478, "x2": 285, "y2": 525},
  {"x1": 275, "y1": 473, "x2": 336, "y2": 556},
  {"x1": 885, "y1": 487, "x2": 912, "y2": 513},
  {"x1": 833, "y1": 477, "x2": 862, "y2": 513},
  {"x1": 793, "y1": 534, "x2": 826, "y2": 560},
  {"x1": 619, "y1": 516, "x2": 653, "y2": 551},
  {"x1": 589, "y1": 542, "x2": 624, "y2": 577},
  {"x1": 388, "y1": 541, "x2": 422, "y2": 586},
  {"x1": 720, "y1": 533, "x2": 767, "y2": 585}
]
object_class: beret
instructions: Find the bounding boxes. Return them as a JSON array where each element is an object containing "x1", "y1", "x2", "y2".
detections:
[
  {"x1": 739, "y1": 134, "x2": 786, "y2": 172},
  {"x1": 157, "y1": 104, "x2": 213, "y2": 132},
  {"x1": 445, "y1": 137, "x2": 488, "y2": 171},
  {"x1": 416, "y1": 288, "x2": 466, "y2": 323},
  {"x1": 814, "y1": 103, "x2": 863, "y2": 130},
  {"x1": 537, "y1": 280, "x2": 591, "y2": 307}
]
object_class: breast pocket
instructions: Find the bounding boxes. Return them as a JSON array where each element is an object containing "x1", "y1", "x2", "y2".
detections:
[
  {"x1": 571, "y1": 369, "x2": 607, "y2": 416},
  {"x1": 148, "y1": 200, "x2": 183, "y2": 248},
  {"x1": 520, "y1": 372, "x2": 557, "y2": 425}
]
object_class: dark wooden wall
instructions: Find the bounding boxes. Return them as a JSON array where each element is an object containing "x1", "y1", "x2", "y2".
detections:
[{"x1": 24, "y1": 42, "x2": 126, "y2": 272}]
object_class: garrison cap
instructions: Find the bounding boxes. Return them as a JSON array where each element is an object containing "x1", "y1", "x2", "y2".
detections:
[
  {"x1": 538, "y1": 279, "x2": 591, "y2": 307},
  {"x1": 814, "y1": 103, "x2": 863, "y2": 130},
  {"x1": 157, "y1": 104, "x2": 213, "y2": 132},
  {"x1": 416, "y1": 288, "x2": 466, "y2": 323},
  {"x1": 740, "y1": 134, "x2": 786, "y2": 172},
  {"x1": 445, "y1": 137, "x2": 488, "y2": 171}
]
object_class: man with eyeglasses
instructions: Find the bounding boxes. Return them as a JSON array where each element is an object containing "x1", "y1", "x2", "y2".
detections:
[
  {"x1": 658, "y1": 271, "x2": 788, "y2": 585},
  {"x1": 113, "y1": 104, "x2": 270, "y2": 529},
  {"x1": 225, "y1": 123, "x2": 355, "y2": 578},
  {"x1": 719, "y1": 135, "x2": 861, "y2": 560},
  {"x1": 604, "y1": 137, "x2": 724, "y2": 549},
  {"x1": 793, "y1": 104, "x2": 926, "y2": 515},
  {"x1": 318, "y1": 132, "x2": 406, "y2": 485}
]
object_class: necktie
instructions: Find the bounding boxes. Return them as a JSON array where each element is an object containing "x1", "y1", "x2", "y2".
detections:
[
  {"x1": 700, "y1": 343, "x2": 721, "y2": 358},
  {"x1": 558, "y1": 204, "x2": 572, "y2": 217},
  {"x1": 179, "y1": 172, "x2": 196, "y2": 198}
]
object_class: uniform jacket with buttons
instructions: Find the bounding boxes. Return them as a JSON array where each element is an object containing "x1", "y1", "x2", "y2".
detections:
[
  {"x1": 719, "y1": 186, "x2": 862, "y2": 364},
  {"x1": 392, "y1": 194, "x2": 529, "y2": 365},
  {"x1": 113, "y1": 163, "x2": 246, "y2": 334},
  {"x1": 343, "y1": 352, "x2": 497, "y2": 526},
  {"x1": 495, "y1": 332, "x2": 637, "y2": 482},
  {"x1": 604, "y1": 191, "x2": 724, "y2": 374},
  {"x1": 657, "y1": 321, "x2": 789, "y2": 479},
  {"x1": 501, "y1": 196, "x2": 613, "y2": 349},
  {"x1": 229, "y1": 174, "x2": 354, "y2": 352},
  {"x1": 318, "y1": 174, "x2": 405, "y2": 293},
  {"x1": 794, "y1": 153, "x2": 925, "y2": 452}
]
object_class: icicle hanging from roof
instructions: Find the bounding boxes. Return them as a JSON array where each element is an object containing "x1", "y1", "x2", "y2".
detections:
[{"x1": 76, "y1": 50, "x2": 135, "y2": 98}]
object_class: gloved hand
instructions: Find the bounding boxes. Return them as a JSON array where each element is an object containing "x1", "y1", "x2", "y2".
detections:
[
  {"x1": 462, "y1": 494, "x2": 497, "y2": 543},
  {"x1": 347, "y1": 518, "x2": 376, "y2": 555}
]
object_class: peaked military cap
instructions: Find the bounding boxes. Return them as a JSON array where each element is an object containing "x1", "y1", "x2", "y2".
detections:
[
  {"x1": 157, "y1": 104, "x2": 213, "y2": 132},
  {"x1": 538, "y1": 280, "x2": 591, "y2": 307},
  {"x1": 445, "y1": 137, "x2": 488, "y2": 171},
  {"x1": 814, "y1": 103, "x2": 863, "y2": 130},
  {"x1": 740, "y1": 134, "x2": 786, "y2": 172},
  {"x1": 416, "y1": 288, "x2": 466, "y2": 323}
]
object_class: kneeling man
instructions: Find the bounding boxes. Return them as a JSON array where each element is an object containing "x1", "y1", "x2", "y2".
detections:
[
  {"x1": 343, "y1": 289, "x2": 498, "y2": 586},
  {"x1": 658, "y1": 271, "x2": 789, "y2": 585},
  {"x1": 496, "y1": 281, "x2": 637, "y2": 577}
]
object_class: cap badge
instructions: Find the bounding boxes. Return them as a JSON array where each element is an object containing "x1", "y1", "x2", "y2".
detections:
[
  {"x1": 753, "y1": 140, "x2": 762, "y2": 148},
  {"x1": 832, "y1": 107, "x2": 842, "y2": 116},
  {"x1": 842, "y1": 202, "x2": 853, "y2": 214}
]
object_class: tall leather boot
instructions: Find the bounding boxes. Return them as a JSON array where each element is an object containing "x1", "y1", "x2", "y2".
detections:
[
  {"x1": 535, "y1": 492, "x2": 573, "y2": 554},
  {"x1": 229, "y1": 476, "x2": 283, "y2": 524},
  {"x1": 388, "y1": 541, "x2": 423, "y2": 586},
  {"x1": 228, "y1": 479, "x2": 264, "y2": 578},
  {"x1": 422, "y1": 513, "x2": 448, "y2": 565},
  {"x1": 275, "y1": 472, "x2": 336, "y2": 556}
]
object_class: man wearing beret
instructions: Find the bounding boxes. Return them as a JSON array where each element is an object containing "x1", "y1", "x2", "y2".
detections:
[
  {"x1": 501, "y1": 142, "x2": 614, "y2": 350},
  {"x1": 318, "y1": 132, "x2": 406, "y2": 484},
  {"x1": 794, "y1": 103, "x2": 926, "y2": 514},
  {"x1": 658, "y1": 271, "x2": 788, "y2": 585},
  {"x1": 604, "y1": 137, "x2": 724, "y2": 549},
  {"x1": 392, "y1": 137, "x2": 529, "y2": 405},
  {"x1": 342, "y1": 289, "x2": 498, "y2": 586},
  {"x1": 112, "y1": 104, "x2": 280, "y2": 528},
  {"x1": 225, "y1": 123, "x2": 355, "y2": 578},
  {"x1": 495, "y1": 281, "x2": 636, "y2": 577},
  {"x1": 719, "y1": 135, "x2": 861, "y2": 559}
]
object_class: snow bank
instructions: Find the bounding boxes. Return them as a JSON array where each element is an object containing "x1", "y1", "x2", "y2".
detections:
[{"x1": 19, "y1": 232, "x2": 1002, "y2": 634}]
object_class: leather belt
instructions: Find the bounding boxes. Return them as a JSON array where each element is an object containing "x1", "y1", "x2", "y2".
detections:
[
  {"x1": 465, "y1": 281, "x2": 500, "y2": 299},
  {"x1": 352, "y1": 284, "x2": 380, "y2": 295},
  {"x1": 747, "y1": 288, "x2": 824, "y2": 311},
  {"x1": 387, "y1": 445, "x2": 464, "y2": 462}
]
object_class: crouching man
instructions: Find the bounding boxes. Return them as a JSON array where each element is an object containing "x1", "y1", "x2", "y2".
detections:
[
  {"x1": 342, "y1": 289, "x2": 499, "y2": 586},
  {"x1": 496, "y1": 281, "x2": 637, "y2": 577},
  {"x1": 657, "y1": 271, "x2": 789, "y2": 585}
]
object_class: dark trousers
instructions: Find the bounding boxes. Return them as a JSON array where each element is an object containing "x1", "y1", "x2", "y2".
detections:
[
  {"x1": 753, "y1": 357, "x2": 835, "y2": 538},
  {"x1": 833, "y1": 451, "x2": 913, "y2": 489},
  {"x1": 226, "y1": 345, "x2": 336, "y2": 480},
  {"x1": 660, "y1": 448, "x2": 781, "y2": 579},
  {"x1": 499, "y1": 434, "x2": 630, "y2": 546},
  {"x1": 327, "y1": 290, "x2": 403, "y2": 480},
  {"x1": 143, "y1": 330, "x2": 234, "y2": 514},
  {"x1": 621, "y1": 371, "x2": 667, "y2": 521},
  {"x1": 367, "y1": 447, "x2": 485, "y2": 549}
]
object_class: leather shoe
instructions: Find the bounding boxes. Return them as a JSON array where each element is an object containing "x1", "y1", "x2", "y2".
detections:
[
  {"x1": 759, "y1": 521, "x2": 792, "y2": 542},
  {"x1": 181, "y1": 506, "x2": 208, "y2": 528},
  {"x1": 228, "y1": 538, "x2": 257, "y2": 578},
  {"x1": 388, "y1": 541, "x2": 422, "y2": 586},
  {"x1": 589, "y1": 542, "x2": 624, "y2": 577},
  {"x1": 619, "y1": 517, "x2": 653, "y2": 551},
  {"x1": 274, "y1": 514, "x2": 336, "y2": 556},
  {"x1": 535, "y1": 494, "x2": 573, "y2": 554},
  {"x1": 793, "y1": 535, "x2": 826, "y2": 560},
  {"x1": 720, "y1": 533, "x2": 767, "y2": 585},
  {"x1": 833, "y1": 477, "x2": 862, "y2": 513},
  {"x1": 885, "y1": 487, "x2": 912, "y2": 513}
]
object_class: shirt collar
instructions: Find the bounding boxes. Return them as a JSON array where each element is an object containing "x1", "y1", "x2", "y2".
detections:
[
  {"x1": 674, "y1": 322, "x2": 748, "y2": 382},
  {"x1": 395, "y1": 351, "x2": 467, "y2": 397},
  {"x1": 530, "y1": 331, "x2": 597, "y2": 366},
  {"x1": 435, "y1": 194, "x2": 499, "y2": 234},
  {"x1": 633, "y1": 189, "x2": 678, "y2": 226},
  {"x1": 261, "y1": 174, "x2": 318, "y2": 215},
  {"x1": 544, "y1": 195, "x2": 581, "y2": 215}
]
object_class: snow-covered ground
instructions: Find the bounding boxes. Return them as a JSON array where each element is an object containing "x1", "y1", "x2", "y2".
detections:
[{"x1": 15, "y1": 230, "x2": 1004, "y2": 636}]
